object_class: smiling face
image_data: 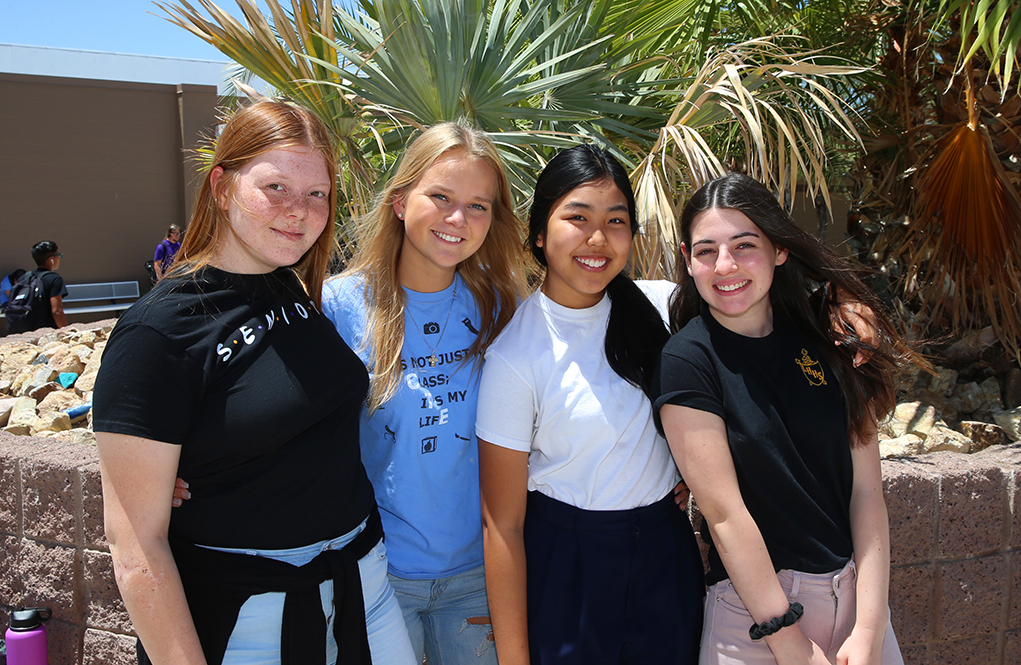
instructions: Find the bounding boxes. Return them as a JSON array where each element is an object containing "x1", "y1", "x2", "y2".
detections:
[
  {"x1": 210, "y1": 146, "x2": 331, "y2": 275},
  {"x1": 395, "y1": 149, "x2": 497, "y2": 292},
  {"x1": 683, "y1": 207, "x2": 789, "y2": 337},
  {"x1": 537, "y1": 178, "x2": 633, "y2": 309}
]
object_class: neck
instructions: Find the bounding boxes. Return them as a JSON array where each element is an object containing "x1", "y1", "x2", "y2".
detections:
[
  {"x1": 398, "y1": 259, "x2": 456, "y2": 293},
  {"x1": 708, "y1": 304, "x2": 774, "y2": 338}
]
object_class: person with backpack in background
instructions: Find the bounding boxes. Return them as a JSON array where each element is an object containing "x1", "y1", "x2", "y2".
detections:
[
  {"x1": 1, "y1": 268, "x2": 27, "y2": 309},
  {"x1": 6, "y1": 241, "x2": 68, "y2": 333}
]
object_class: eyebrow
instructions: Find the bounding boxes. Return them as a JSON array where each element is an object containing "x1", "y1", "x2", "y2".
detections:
[
  {"x1": 429, "y1": 183, "x2": 494, "y2": 204},
  {"x1": 691, "y1": 230, "x2": 760, "y2": 247},
  {"x1": 563, "y1": 201, "x2": 629, "y2": 213}
]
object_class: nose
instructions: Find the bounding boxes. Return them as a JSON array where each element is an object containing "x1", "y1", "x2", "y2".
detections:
[
  {"x1": 446, "y1": 207, "x2": 467, "y2": 228},
  {"x1": 285, "y1": 194, "x2": 309, "y2": 219},
  {"x1": 588, "y1": 227, "x2": 607, "y2": 247},
  {"x1": 715, "y1": 246, "x2": 737, "y2": 275}
]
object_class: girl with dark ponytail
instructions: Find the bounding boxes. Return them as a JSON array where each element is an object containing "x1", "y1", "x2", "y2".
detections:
[{"x1": 476, "y1": 145, "x2": 705, "y2": 665}]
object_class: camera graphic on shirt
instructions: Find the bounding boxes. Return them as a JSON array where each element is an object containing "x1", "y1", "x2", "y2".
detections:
[
  {"x1": 422, "y1": 322, "x2": 440, "y2": 335},
  {"x1": 421, "y1": 436, "x2": 437, "y2": 454}
]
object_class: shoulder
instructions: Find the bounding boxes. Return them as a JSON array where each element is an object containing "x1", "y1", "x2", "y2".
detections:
[
  {"x1": 487, "y1": 291, "x2": 542, "y2": 350},
  {"x1": 322, "y1": 273, "x2": 367, "y2": 314},
  {"x1": 662, "y1": 315, "x2": 712, "y2": 359},
  {"x1": 635, "y1": 279, "x2": 677, "y2": 323}
]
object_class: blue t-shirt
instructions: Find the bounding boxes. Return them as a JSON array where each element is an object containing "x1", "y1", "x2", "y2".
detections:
[
  {"x1": 323, "y1": 273, "x2": 485, "y2": 579},
  {"x1": 0, "y1": 274, "x2": 12, "y2": 308}
]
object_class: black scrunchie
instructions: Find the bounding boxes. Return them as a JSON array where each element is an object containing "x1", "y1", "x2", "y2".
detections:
[{"x1": 749, "y1": 601, "x2": 804, "y2": 641}]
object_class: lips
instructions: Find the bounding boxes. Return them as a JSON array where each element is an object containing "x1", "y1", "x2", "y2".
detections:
[
  {"x1": 273, "y1": 228, "x2": 305, "y2": 241},
  {"x1": 433, "y1": 230, "x2": 464, "y2": 243},
  {"x1": 575, "y1": 256, "x2": 609, "y2": 269},
  {"x1": 715, "y1": 280, "x2": 750, "y2": 292}
]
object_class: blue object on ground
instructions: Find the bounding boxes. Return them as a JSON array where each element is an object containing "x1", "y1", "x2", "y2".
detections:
[
  {"x1": 64, "y1": 402, "x2": 91, "y2": 422},
  {"x1": 57, "y1": 372, "x2": 78, "y2": 388}
]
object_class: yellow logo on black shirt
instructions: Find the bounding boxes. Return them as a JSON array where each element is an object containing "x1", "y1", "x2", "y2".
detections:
[{"x1": 796, "y1": 348, "x2": 827, "y2": 386}]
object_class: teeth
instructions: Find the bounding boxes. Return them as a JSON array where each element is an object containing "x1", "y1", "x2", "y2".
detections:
[
  {"x1": 434, "y1": 231, "x2": 462, "y2": 243},
  {"x1": 576, "y1": 257, "x2": 608, "y2": 268},
  {"x1": 716, "y1": 280, "x2": 749, "y2": 292}
]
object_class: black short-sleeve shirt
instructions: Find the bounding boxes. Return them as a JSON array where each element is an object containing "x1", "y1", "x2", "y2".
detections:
[
  {"x1": 93, "y1": 267, "x2": 375, "y2": 550},
  {"x1": 653, "y1": 309, "x2": 854, "y2": 586}
]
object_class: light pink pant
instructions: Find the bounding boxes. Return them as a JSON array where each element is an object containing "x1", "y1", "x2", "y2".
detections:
[{"x1": 700, "y1": 559, "x2": 903, "y2": 665}]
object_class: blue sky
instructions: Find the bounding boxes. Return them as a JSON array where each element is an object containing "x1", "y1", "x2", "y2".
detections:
[{"x1": 2, "y1": 1, "x2": 356, "y2": 61}]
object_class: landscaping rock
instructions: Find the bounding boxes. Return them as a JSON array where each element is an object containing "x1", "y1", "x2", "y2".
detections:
[
  {"x1": 0, "y1": 396, "x2": 18, "y2": 427},
  {"x1": 960, "y1": 421, "x2": 1008, "y2": 451},
  {"x1": 951, "y1": 381, "x2": 984, "y2": 414},
  {"x1": 31, "y1": 411, "x2": 71, "y2": 435},
  {"x1": 922, "y1": 426, "x2": 972, "y2": 454},
  {"x1": 4, "y1": 396, "x2": 38, "y2": 434},
  {"x1": 992, "y1": 407, "x2": 1021, "y2": 442},
  {"x1": 27, "y1": 381, "x2": 62, "y2": 402},
  {"x1": 880, "y1": 434, "x2": 924, "y2": 458},
  {"x1": 881, "y1": 402, "x2": 939, "y2": 439}
]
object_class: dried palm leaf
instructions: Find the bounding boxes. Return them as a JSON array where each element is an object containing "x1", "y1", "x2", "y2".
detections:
[{"x1": 901, "y1": 122, "x2": 1021, "y2": 358}]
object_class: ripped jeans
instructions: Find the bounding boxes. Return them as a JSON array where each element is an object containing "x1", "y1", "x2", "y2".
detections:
[{"x1": 388, "y1": 564, "x2": 497, "y2": 665}]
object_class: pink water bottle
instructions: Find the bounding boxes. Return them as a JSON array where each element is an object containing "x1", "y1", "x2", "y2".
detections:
[{"x1": 5, "y1": 607, "x2": 51, "y2": 665}]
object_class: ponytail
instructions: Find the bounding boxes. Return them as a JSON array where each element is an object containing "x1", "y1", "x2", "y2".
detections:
[{"x1": 605, "y1": 274, "x2": 670, "y2": 398}]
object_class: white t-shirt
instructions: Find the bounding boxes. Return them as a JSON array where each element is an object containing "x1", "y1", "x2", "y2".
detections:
[{"x1": 475, "y1": 280, "x2": 679, "y2": 511}]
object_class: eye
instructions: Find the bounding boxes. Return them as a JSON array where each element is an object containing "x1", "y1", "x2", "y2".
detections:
[
  {"x1": 309, "y1": 190, "x2": 328, "y2": 199},
  {"x1": 469, "y1": 202, "x2": 489, "y2": 212},
  {"x1": 267, "y1": 183, "x2": 284, "y2": 191},
  {"x1": 430, "y1": 193, "x2": 450, "y2": 203},
  {"x1": 695, "y1": 247, "x2": 716, "y2": 257},
  {"x1": 608, "y1": 216, "x2": 628, "y2": 225},
  {"x1": 736, "y1": 241, "x2": 756, "y2": 250}
]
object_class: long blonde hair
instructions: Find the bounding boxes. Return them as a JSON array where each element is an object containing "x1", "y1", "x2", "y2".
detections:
[
  {"x1": 173, "y1": 101, "x2": 338, "y2": 307},
  {"x1": 344, "y1": 122, "x2": 527, "y2": 410}
]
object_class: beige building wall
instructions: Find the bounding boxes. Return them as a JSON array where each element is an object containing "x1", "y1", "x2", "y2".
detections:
[{"x1": 0, "y1": 72, "x2": 217, "y2": 327}]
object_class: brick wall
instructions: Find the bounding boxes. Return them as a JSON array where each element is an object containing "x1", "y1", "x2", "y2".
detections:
[{"x1": 2, "y1": 432, "x2": 1019, "y2": 665}]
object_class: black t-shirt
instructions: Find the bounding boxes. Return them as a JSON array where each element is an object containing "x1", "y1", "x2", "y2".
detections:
[
  {"x1": 653, "y1": 309, "x2": 854, "y2": 586},
  {"x1": 93, "y1": 267, "x2": 375, "y2": 550}
]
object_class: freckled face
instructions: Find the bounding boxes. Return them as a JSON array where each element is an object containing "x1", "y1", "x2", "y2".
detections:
[
  {"x1": 683, "y1": 207, "x2": 788, "y2": 336},
  {"x1": 211, "y1": 146, "x2": 331, "y2": 274},
  {"x1": 395, "y1": 150, "x2": 497, "y2": 291},
  {"x1": 537, "y1": 179, "x2": 632, "y2": 309}
]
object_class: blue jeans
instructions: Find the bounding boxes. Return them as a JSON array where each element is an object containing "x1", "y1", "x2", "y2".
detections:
[
  {"x1": 207, "y1": 520, "x2": 417, "y2": 665},
  {"x1": 387, "y1": 564, "x2": 497, "y2": 665}
]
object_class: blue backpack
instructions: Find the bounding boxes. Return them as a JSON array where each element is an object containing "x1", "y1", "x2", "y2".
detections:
[{"x1": 5, "y1": 271, "x2": 47, "y2": 333}]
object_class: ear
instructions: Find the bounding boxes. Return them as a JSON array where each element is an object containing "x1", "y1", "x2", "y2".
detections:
[
  {"x1": 535, "y1": 231, "x2": 544, "y2": 249},
  {"x1": 208, "y1": 166, "x2": 228, "y2": 210},
  {"x1": 392, "y1": 195, "x2": 406, "y2": 221},
  {"x1": 775, "y1": 246, "x2": 789, "y2": 267},
  {"x1": 680, "y1": 242, "x2": 693, "y2": 276}
]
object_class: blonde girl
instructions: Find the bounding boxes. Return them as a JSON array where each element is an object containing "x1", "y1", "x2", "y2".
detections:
[{"x1": 322, "y1": 122, "x2": 527, "y2": 665}]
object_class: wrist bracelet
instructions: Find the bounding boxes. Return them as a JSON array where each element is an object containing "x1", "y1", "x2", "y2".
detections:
[{"x1": 748, "y1": 601, "x2": 804, "y2": 641}]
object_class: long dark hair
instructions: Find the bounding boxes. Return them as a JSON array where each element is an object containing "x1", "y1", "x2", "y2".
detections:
[
  {"x1": 528, "y1": 145, "x2": 668, "y2": 397},
  {"x1": 671, "y1": 172, "x2": 924, "y2": 445}
]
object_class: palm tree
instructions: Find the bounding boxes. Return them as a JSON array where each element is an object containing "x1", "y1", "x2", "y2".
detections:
[{"x1": 158, "y1": 0, "x2": 866, "y2": 277}]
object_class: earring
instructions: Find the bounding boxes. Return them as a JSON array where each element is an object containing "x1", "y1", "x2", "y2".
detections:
[{"x1": 397, "y1": 212, "x2": 403, "y2": 219}]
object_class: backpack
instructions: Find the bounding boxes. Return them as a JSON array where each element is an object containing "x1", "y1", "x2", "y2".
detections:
[{"x1": 5, "y1": 271, "x2": 47, "y2": 333}]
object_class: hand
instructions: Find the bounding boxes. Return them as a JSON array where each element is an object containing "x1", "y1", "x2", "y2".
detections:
[
  {"x1": 171, "y1": 478, "x2": 191, "y2": 508},
  {"x1": 673, "y1": 480, "x2": 690, "y2": 510},
  {"x1": 830, "y1": 291, "x2": 878, "y2": 368},
  {"x1": 836, "y1": 625, "x2": 884, "y2": 665},
  {"x1": 765, "y1": 625, "x2": 831, "y2": 665}
]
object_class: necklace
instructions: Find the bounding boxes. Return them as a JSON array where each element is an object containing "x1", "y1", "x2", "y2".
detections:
[{"x1": 406, "y1": 285, "x2": 457, "y2": 367}]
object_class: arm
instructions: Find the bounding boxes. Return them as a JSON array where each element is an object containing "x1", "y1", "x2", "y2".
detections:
[
  {"x1": 836, "y1": 423, "x2": 891, "y2": 665},
  {"x1": 660, "y1": 405, "x2": 828, "y2": 665},
  {"x1": 50, "y1": 295, "x2": 67, "y2": 328},
  {"x1": 479, "y1": 439, "x2": 531, "y2": 665},
  {"x1": 98, "y1": 432, "x2": 208, "y2": 665}
]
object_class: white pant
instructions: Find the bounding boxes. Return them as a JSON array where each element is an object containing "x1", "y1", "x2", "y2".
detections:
[{"x1": 700, "y1": 559, "x2": 903, "y2": 665}]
